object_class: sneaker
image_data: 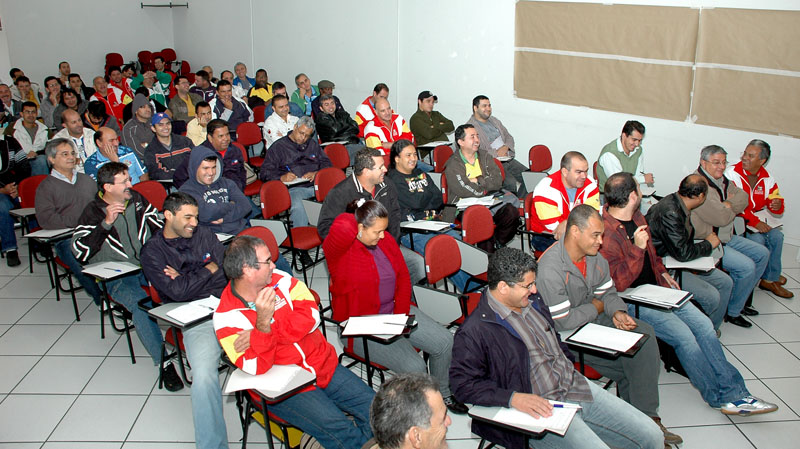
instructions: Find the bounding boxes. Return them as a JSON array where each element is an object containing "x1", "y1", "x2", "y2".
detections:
[
  {"x1": 161, "y1": 363, "x2": 185, "y2": 392},
  {"x1": 5, "y1": 250, "x2": 20, "y2": 267},
  {"x1": 652, "y1": 416, "x2": 682, "y2": 445},
  {"x1": 443, "y1": 395, "x2": 469, "y2": 415},
  {"x1": 720, "y1": 396, "x2": 778, "y2": 415}
]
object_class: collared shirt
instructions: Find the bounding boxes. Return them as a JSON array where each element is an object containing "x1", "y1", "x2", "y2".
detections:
[
  {"x1": 84, "y1": 145, "x2": 148, "y2": 184},
  {"x1": 50, "y1": 168, "x2": 77, "y2": 184},
  {"x1": 459, "y1": 149, "x2": 482, "y2": 179},
  {"x1": 596, "y1": 137, "x2": 646, "y2": 184},
  {"x1": 486, "y1": 290, "x2": 592, "y2": 403}
]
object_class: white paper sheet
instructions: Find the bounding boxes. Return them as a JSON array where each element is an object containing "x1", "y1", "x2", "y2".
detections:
[
  {"x1": 567, "y1": 323, "x2": 642, "y2": 353},
  {"x1": 420, "y1": 140, "x2": 451, "y2": 147},
  {"x1": 455, "y1": 196, "x2": 497, "y2": 209},
  {"x1": 341, "y1": 314, "x2": 409, "y2": 336},
  {"x1": 82, "y1": 261, "x2": 140, "y2": 279},
  {"x1": 25, "y1": 228, "x2": 73, "y2": 239},
  {"x1": 662, "y1": 255, "x2": 715, "y2": 271},
  {"x1": 492, "y1": 406, "x2": 577, "y2": 436},
  {"x1": 165, "y1": 296, "x2": 221, "y2": 324},
  {"x1": 320, "y1": 141, "x2": 348, "y2": 146},
  {"x1": 621, "y1": 284, "x2": 691, "y2": 307},
  {"x1": 283, "y1": 177, "x2": 311, "y2": 186},
  {"x1": 747, "y1": 209, "x2": 783, "y2": 232},
  {"x1": 490, "y1": 135, "x2": 504, "y2": 150},
  {"x1": 496, "y1": 156, "x2": 512, "y2": 162},
  {"x1": 224, "y1": 365, "x2": 308, "y2": 394},
  {"x1": 216, "y1": 233, "x2": 234, "y2": 243},
  {"x1": 400, "y1": 220, "x2": 454, "y2": 232}
]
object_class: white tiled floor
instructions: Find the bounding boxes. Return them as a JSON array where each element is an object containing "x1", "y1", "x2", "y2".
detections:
[{"x1": 0, "y1": 234, "x2": 799, "y2": 448}]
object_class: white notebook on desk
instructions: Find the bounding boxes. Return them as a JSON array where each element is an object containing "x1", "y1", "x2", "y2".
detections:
[
  {"x1": 470, "y1": 405, "x2": 577, "y2": 436},
  {"x1": 341, "y1": 314, "x2": 410, "y2": 336},
  {"x1": 165, "y1": 296, "x2": 221, "y2": 324},
  {"x1": 567, "y1": 322, "x2": 643, "y2": 353},
  {"x1": 82, "y1": 261, "x2": 140, "y2": 279}
]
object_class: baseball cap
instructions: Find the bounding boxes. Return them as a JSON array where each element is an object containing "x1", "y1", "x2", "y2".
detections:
[
  {"x1": 418, "y1": 90, "x2": 438, "y2": 101},
  {"x1": 151, "y1": 112, "x2": 171, "y2": 126}
]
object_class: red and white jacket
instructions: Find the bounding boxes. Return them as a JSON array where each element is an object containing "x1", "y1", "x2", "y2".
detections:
[
  {"x1": 363, "y1": 113, "x2": 414, "y2": 150},
  {"x1": 530, "y1": 171, "x2": 600, "y2": 234},
  {"x1": 354, "y1": 96, "x2": 376, "y2": 138},
  {"x1": 213, "y1": 270, "x2": 338, "y2": 388},
  {"x1": 725, "y1": 161, "x2": 784, "y2": 227},
  {"x1": 110, "y1": 80, "x2": 134, "y2": 105},
  {"x1": 90, "y1": 85, "x2": 130, "y2": 127}
]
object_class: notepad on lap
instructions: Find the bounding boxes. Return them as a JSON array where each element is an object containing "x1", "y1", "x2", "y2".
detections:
[
  {"x1": 662, "y1": 255, "x2": 715, "y2": 271},
  {"x1": 224, "y1": 365, "x2": 306, "y2": 394},
  {"x1": 166, "y1": 296, "x2": 221, "y2": 324},
  {"x1": 620, "y1": 284, "x2": 692, "y2": 308},
  {"x1": 470, "y1": 405, "x2": 577, "y2": 436},
  {"x1": 567, "y1": 323, "x2": 643, "y2": 353}
]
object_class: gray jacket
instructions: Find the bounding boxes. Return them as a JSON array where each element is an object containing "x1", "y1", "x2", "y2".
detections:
[
  {"x1": 536, "y1": 239, "x2": 627, "y2": 331},
  {"x1": 168, "y1": 92, "x2": 203, "y2": 122},
  {"x1": 691, "y1": 167, "x2": 748, "y2": 243},
  {"x1": 466, "y1": 115, "x2": 516, "y2": 158}
]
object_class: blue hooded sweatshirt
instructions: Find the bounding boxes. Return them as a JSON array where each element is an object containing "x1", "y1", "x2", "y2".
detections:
[{"x1": 179, "y1": 145, "x2": 251, "y2": 234}]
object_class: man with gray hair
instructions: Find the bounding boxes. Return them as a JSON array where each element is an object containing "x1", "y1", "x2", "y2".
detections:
[
  {"x1": 260, "y1": 116, "x2": 331, "y2": 262},
  {"x1": 232, "y1": 62, "x2": 255, "y2": 92},
  {"x1": 290, "y1": 73, "x2": 319, "y2": 116},
  {"x1": 369, "y1": 373, "x2": 451, "y2": 449},
  {"x1": 692, "y1": 144, "x2": 769, "y2": 328}
]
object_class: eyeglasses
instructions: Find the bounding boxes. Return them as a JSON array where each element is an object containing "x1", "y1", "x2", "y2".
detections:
[
  {"x1": 112, "y1": 177, "x2": 132, "y2": 185},
  {"x1": 709, "y1": 160, "x2": 728, "y2": 167},
  {"x1": 512, "y1": 279, "x2": 536, "y2": 290},
  {"x1": 254, "y1": 259, "x2": 274, "y2": 266}
]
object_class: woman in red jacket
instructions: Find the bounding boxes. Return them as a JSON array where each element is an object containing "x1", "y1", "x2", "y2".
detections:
[{"x1": 323, "y1": 199, "x2": 468, "y2": 414}]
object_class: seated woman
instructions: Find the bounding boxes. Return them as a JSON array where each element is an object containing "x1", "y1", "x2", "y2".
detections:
[
  {"x1": 322, "y1": 199, "x2": 468, "y2": 415},
  {"x1": 386, "y1": 139, "x2": 470, "y2": 292}
]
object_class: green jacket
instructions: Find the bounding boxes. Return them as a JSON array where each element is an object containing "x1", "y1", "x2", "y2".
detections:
[{"x1": 409, "y1": 109, "x2": 454, "y2": 146}]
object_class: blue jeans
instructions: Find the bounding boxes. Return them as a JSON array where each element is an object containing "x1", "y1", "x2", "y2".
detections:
[
  {"x1": 54, "y1": 239, "x2": 104, "y2": 305},
  {"x1": 340, "y1": 306, "x2": 455, "y2": 396},
  {"x1": 267, "y1": 364, "x2": 373, "y2": 449},
  {"x1": 275, "y1": 253, "x2": 292, "y2": 274},
  {"x1": 417, "y1": 161, "x2": 434, "y2": 173},
  {"x1": 105, "y1": 272, "x2": 163, "y2": 365},
  {"x1": 681, "y1": 268, "x2": 732, "y2": 330},
  {"x1": 628, "y1": 302, "x2": 748, "y2": 407},
  {"x1": 29, "y1": 154, "x2": 49, "y2": 176},
  {"x1": 746, "y1": 228, "x2": 784, "y2": 282},
  {"x1": 532, "y1": 381, "x2": 663, "y2": 449},
  {"x1": 722, "y1": 235, "x2": 769, "y2": 317},
  {"x1": 400, "y1": 229, "x2": 471, "y2": 293},
  {"x1": 182, "y1": 320, "x2": 228, "y2": 449},
  {"x1": 0, "y1": 193, "x2": 18, "y2": 252},
  {"x1": 288, "y1": 185, "x2": 315, "y2": 227}
]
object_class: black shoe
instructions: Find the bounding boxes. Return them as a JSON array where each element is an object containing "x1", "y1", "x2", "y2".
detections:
[
  {"x1": 443, "y1": 395, "x2": 468, "y2": 414},
  {"x1": 725, "y1": 314, "x2": 752, "y2": 328},
  {"x1": 5, "y1": 250, "x2": 20, "y2": 267},
  {"x1": 298, "y1": 250, "x2": 314, "y2": 268},
  {"x1": 162, "y1": 363, "x2": 185, "y2": 392},
  {"x1": 741, "y1": 306, "x2": 760, "y2": 316}
]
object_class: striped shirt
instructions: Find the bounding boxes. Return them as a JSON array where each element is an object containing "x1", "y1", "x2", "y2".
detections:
[{"x1": 487, "y1": 290, "x2": 592, "y2": 403}]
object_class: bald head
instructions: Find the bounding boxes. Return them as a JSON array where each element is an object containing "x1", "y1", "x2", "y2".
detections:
[
  {"x1": 375, "y1": 97, "x2": 392, "y2": 122},
  {"x1": 62, "y1": 109, "x2": 84, "y2": 136}
]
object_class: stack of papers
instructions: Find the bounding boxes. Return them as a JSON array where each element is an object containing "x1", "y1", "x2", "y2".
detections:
[
  {"x1": 455, "y1": 196, "x2": 497, "y2": 209},
  {"x1": 620, "y1": 284, "x2": 692, "y2": 308},
  {"x1": 216, "y1": 233, "x2": 234, "y2": 244},
  {"x1": 165, "y1": 296, "x2": 221, "y2": 324},
  {"x1": 283, "y1": 177, "x2": 311, "y2": 186},
  {"x1": 566, "y1": 323, "x2": 643, "y2": 353},
  {"x1": 421, "y1": 141, "x2": 451, "y2": 148},
  {"x1": 224, "y1": 365, "x2": 312, "y2": 397},
  {"x1": 341, "y1": 314, "x2": 411, "y2": 337},
  {"x1": 471, "y1": 404, "x2": 578, "y2": 436},
  {"x1": 400, "y1": 220, "x2": 453, "y2": 232},
  {"x1": 662, "y1": 255, "x2": 715, "y2": 271},
  {"x1": 747, "y1": 209, "x2": 783, "y2": 233},
  {"x1": 82, "y1": 261, "x2": 141, "y2": 279}
]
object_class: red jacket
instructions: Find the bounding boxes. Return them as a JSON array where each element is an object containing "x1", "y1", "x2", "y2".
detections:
[
  {"x1": 725, "y1": 161, "x2": 784, "y2": 227},
  {"x1": 322, "y1": 213, "x2": 411, "y2": 323},
  {"x1": 599, "y1": 206, "x2": 669, "y2": 291},
  {"x1": 213, "y1": 272, "x2": 338, "y2": 388}
]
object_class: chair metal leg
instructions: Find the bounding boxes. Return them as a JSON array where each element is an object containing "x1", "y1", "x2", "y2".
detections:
[{"x1": 66, "y1": 272, "x2": 80, "y2": 322}]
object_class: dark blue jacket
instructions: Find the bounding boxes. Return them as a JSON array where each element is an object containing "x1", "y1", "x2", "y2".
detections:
[
  {"x1": 141, "y1": 225, "x2": 227, "y2": 303},
  {"x1": 450, "y1": 289, "x2": 574, "y2": 449},
  {"x1": 173, "y1": 140, "x2": 246, "y2": 192},
  {"x1": 179, "y1": 146, "x2": 251, "y2": 234},
  {"x1": 259, "y1": 130, "x2": 331, "y2": 182}
]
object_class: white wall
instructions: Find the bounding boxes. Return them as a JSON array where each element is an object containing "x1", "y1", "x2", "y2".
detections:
[{"x1": 0, "y1": 0, "x2": 174, "y2": 86}]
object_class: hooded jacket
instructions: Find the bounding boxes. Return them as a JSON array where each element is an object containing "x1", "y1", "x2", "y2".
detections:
[
  {"x1": 178, "y1": 145, "x2": 251, "y2": 234},
  {"x1": 172, "y1": 140, "x2": 246, "y2": 192},
  {"x1": 121, "y1": 94, "x2": 155, "y2": 161},
  {"x1": 442, "y1": 148, "x2": 503, "y2": 203},
  {"x1": 143, "y1": 133, "x2": 193, "y2": 180},
  {"x1": 317, "y1": 173, "x2": 402, "y2": 240}
]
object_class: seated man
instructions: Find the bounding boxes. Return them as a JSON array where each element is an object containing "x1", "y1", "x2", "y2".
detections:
[
  {"x1": 108, "y1": 65, "x2": 135, "y2": 103},
  {"x1": 83, "y1": 100, "x2": 121, "y2": 134},
  {"x1": 72, "y1": 162, "x2": 181, "y2": 389},
  {"x1": 318, "y1": 148, "x2": 426, "y2": 285},
  {"x1": 601, "y1": 172, "x2": 777, "y2": 416},
  {"x1": 35, "y1": 138, "x2": 103, "y2": 305},
  {"x1": 168, "y1": 75, "x2": 203, "y2": 124},
  {"x1": 208, "y1": 80, "x2": 253, "y2": 136},
  {"x1": 692, "y1": 145, "x2": 769, "y2": 327},
  {"x1": 725, "y1": 139, "x2": 792, "y2": 298},
  {"x1": 369, "y1": 373, "x2": 452, "y2": 449},
  {"x1": 443, "y1": 124, "x2": 519, "y2": 249},
  {"x1": 363, "y1": 98, "x2": 414, "y2": 152},
  {"x1": 12, "y1": 76, "x2": 40, "y2": 109},
  {"x1": 596, "y1": 120, "x2": 655, "y2": 193},
  {"x1": 0, "y1": 83, "x2": 22, "y2": 123},
  {"x1": 450, "y1": 247, "x2": 664, "y2": 449},
  {"x1": 246, "y1": 69, "x2": 273, "y2": 107},
  {"x1": 314, "y1": 93, "x2": 361, "y2": 164},
  {"x1": 409, "y1": 90, "x2": 454, "y2": 147},
  {"x1": 144, "y1": 113, "x2": 193, "y2": 181},
  {"x1": 264, "y1": 82, "x2": 304, "y2": 118},
  {"x1": 467, "y1": 95, "x2": 527, "y2": 197},
  {"x1": 186, "y1": 101, "x2": 212, "y2": 146},
  {"x1": 7, "y1": 101, "x2": 49, "y2": 175},
  {"x1": 260, "y1": 116, "x2": 331, "y2": 230},
  {"x1": 140, "y1": 192, "x2": 230, "y2": 448},
  {"x1": 309, "y1": 79, "x2": 344, "y2": 118},
  {"x1": 189, "y1": 70, "x2": 216, "y2": 103},
  {"x1": 537, "y1": 205, "x2": 679, "y2": 446},
  {"x1": 290, "y1": 73, "x2": 319, "y2": 116},
  {"x1": 355, "y1": 83, "x2": 390, "y2": 138},
  {"x1": 262, "y1": 94, "x2": 298, "y2": 149},
  {"x1": 232, "y1": 62, "x2": 255, "y2": 93},
  {"x1": 180, "y1": 146, "x2": 250, "y2": 235},
  {"x1": 530, "y1": 151, "x2": 600, "y2": 252},
  {"x1": 69, "y1": 73, "x2": 95, "y2": 103},
  {"x1": 121, "y1": 93, "x2": 155, "y2": 161},
  {"x1": 85, "y1": 127, "x2": 149, "y2": 184},
  {"x1": 213, "y1": 235, "x2": 375, "y2": 449},
  {"x1": 52, "y1": 109, "x2": 98, "y2": 172},
  {"x1": 0, "y1": 135, "x2": 31, "y2": 266},
  {"x1": 174, "y1": 119, "x2": 246, "y2": 192},
  {"x1": 647, "y1": 174, "x2": 733, "y2": 330},
  {"x1": 90, "y1": 76, "x2": 128, "y2": 127}
]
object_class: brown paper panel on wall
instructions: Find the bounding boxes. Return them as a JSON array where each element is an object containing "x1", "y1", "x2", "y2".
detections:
[
  {"x1": 698, "y1": 8, "x2": 800, "y2": 72},
  {"x1": 514, "y1": 51, "x2": 692, "y2": 121},
  {"x1": 693, "y1": 68, "x2": 800, "y2": 137},
  {"x1": 515, "y1": 2, "x2": 698, "y2": 62}
]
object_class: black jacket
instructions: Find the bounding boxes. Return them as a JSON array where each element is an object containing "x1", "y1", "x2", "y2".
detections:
[
  {"x1": 143, "y1": 134, "x2": 193, "y2": 180},
  {"x1": 317, "y1": 173, "x2": 402, "y2": 240},
  {"x1": 385, "y1": 168, "x2": 443, "y2": 221},
  {"x1": 314, "y1": 109, "x2": 359, "y2": 145},
  {"x1": 0, "y1": 136, "x2": 31, "y2": 186},
  {"x1": 140, "y1": 225, "x2": 227, "y2": 303},
  {"x1": 646, "y1": 192, "x2": 712, "y2": 262}
]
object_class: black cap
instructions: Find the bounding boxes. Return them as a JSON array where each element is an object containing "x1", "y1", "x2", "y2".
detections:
[{"x1": 418, "y1": 90, "x2": 438, "y2": 101}]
